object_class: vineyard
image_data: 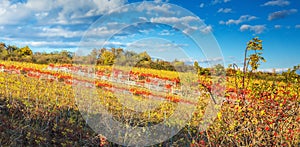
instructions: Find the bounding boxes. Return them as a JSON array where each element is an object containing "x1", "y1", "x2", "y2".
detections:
[
  {"x1": 0, "y1": 60, "x2": 299, "y2": 146},
  {"x1": 1, "y1": 0, "x2": 300, "y2": 145}
]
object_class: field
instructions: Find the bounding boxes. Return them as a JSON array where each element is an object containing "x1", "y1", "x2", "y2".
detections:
[{"x1": 0, "y1": 61, "x2": 299, "y2": 146}]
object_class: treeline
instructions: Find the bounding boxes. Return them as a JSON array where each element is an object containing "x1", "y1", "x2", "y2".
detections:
[
  {"x1": 0, "y1": 43, "x2": 33, "y2": 62},
  {"x1": 226, "y1": 63, "x2": 300, "y2": 82},
  {"x1": 74, "y1": 48, "x2": 195, "y2": 72},
  {"x1": 0, "y1": 42, "x2": 72, "y2": 64},
  {"x1": 2, "y1": 42, "x2": 298, "y2": 77},
  {"x1": 0, "y1": 42, "x2": 194, "y2": 72}
]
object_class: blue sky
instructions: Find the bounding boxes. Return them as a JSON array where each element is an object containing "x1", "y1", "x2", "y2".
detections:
[{"x1": 0, "y1": 0, "x2": 300, "y2": 71}]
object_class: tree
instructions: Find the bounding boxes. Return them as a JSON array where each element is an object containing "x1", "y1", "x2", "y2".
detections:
[
  {"x1": 100, "y1": 48, "x2": 107, "y2": 54},
  {"x1": 0, "y1": 42, "x2": 6, "y2": 49},
  {"x1": 52, "y1": 50, "x2": 73, "y2": 64},
  {"x1": 138, "y1": 51, "x2": 151, "y2": 62},
  {"x1": 6, "y1": 45, "x2": 19, "y2": 54},
  {"x1": 98, "y1": 50, "x2": 115, "y2": 65},
  {"x1": 111, "y1": 48, "x2": 116, "y2": 56},
  {"x1": 172, "y1": 60, "x2": 185, "y2": 72},
  {"x1": 124, "y1": 50, "x2": 136, "y2": 58},
  {"x1": 282, "y1": 64, "x2": 300, "y2": 83},
  {"x1": 87, "y1": 49, "x2": 98, "y2": 64},
  {"x1": 19, "y1": 46, "x2": 33, "y2": 56},
  {"x1": 213, "y1": 64, "x2": 225, "y2": 76},
  {"x1": 116, "y1": 48, "x2": 124, "y2": 57},
  {"x1": 0, "y1": 43, "x2": 8, "y2": 60},
  {"x1": 194, "y1": 61, "x2": 199, "y2": 69}
]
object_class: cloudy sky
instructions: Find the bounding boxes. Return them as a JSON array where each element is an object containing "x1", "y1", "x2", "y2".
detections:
[{"x1": 0, "y1": 0, "x2": 300, "y2": 70}]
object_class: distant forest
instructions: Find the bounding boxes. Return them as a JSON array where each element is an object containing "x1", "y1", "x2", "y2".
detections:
[
  {"x1": 1, "y1": 42, "x2": 300, "y2": 81},
  {"x1": 0, "y1": 42, "x2": 196, "y2": 72}
]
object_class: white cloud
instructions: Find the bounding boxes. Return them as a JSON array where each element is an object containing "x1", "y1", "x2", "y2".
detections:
[
  {"x1": 262, "y1": 0, "x2": 290, "y2": 7},
  {"x1": 159, "y1": 30, "x2": 174, "y2": 36},
  {"x1": 0, "y1": 0, "x2": 32, "y2": 25},
  {"x1": 53, "y1": 0, "x2": 125, "y2": 24},
  {"x1": 240, "y1": 24, "x2": 266, "y2": 34},
  {"x1": 177, "y1": 57, "x2": 195, "y2": 63},
  {"x1": 33, "y1": 23, "x2": 125, "y2": 40},
  {"x1": 219, "y1": 20, "x2": 225, "y2": 25},
  {"x1": 38, "y1": 27, "x2": 83, "y2": 38},
  {"x1": 200, "y1": 25, "x2": 213, "y2": 34},
  {"x1": 35, "y1": 12, "x2": 49, "y2": 18},
  {"x1": 25, "y1": 0, "x2": 55, "y2": 11},
  {"x1": 0, "y1": 1, "x2": 213, "y2": 52},
  {"x1": 153, "y1": 0, "x2": 170, "y2": 3},
  {"x1": 85, "y1": 27, "x2": 120, "y2": 37},
  {"x1": 104, "y1": 41, "x2": 124, "y2": 46},
  {"x1": 198, "y1": 57, "x2": 224, "y2": 64},
  {"x1": 91, "y1": 0, "x2": 127, "y2": 14},
  {"x1": 150, "y1": 16, "x2": 210, "y2": 34},
  {"x1": 136, "y1": 3, "x2": 173, "y2": 15},
  {"x1": 19, "y1": 40, "x2": 125, "y2": 49},
  {"x1": 139, "y1": 17, "x2": 148, "y2": 21},
  {"x1": 221, "y1": 15, "x2": 257, "y2": 25},
  {"x1": 295, "y1": 25, "x2": 300, "y2": 29},
  {"x1": 212, "y1": 0, "x2": 230, "y2": 5},
  {"x1": 150, "y1": 16, "x2": 199, "y2": 24},
  {"x1": 268, "y1": 9, "x2": 298, "y2": 21},
  {"x1": 274, "y1": 25, "x2": 281, "y2": 29},
  {"x1": 113, "y1": 34, "x2": 136, "y2": 40},
  {"x1": 182, "y1": 27, "x2": 198, "y2": 34},
  {"x1": 129, "y1": 42, "x2": 188, "y2": 50},
  {"x1": 20, "y1": 41, "x2": 78, "y2": 47},
  {"x1": 0, "y1": 0, "x2": 127, "y2": 25},
  {"x1": 200, "y1": 3, "x2": 205, "y2": 8},
  {"x1": 257, "y1": 68, "x2": 289, "y2": 73},
  {"x1": 138, "y1": 29, "x2": 153, "y2": 34},
  {"x1": 217, "y1": 8, "x2": 232, "y2": 13}
]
